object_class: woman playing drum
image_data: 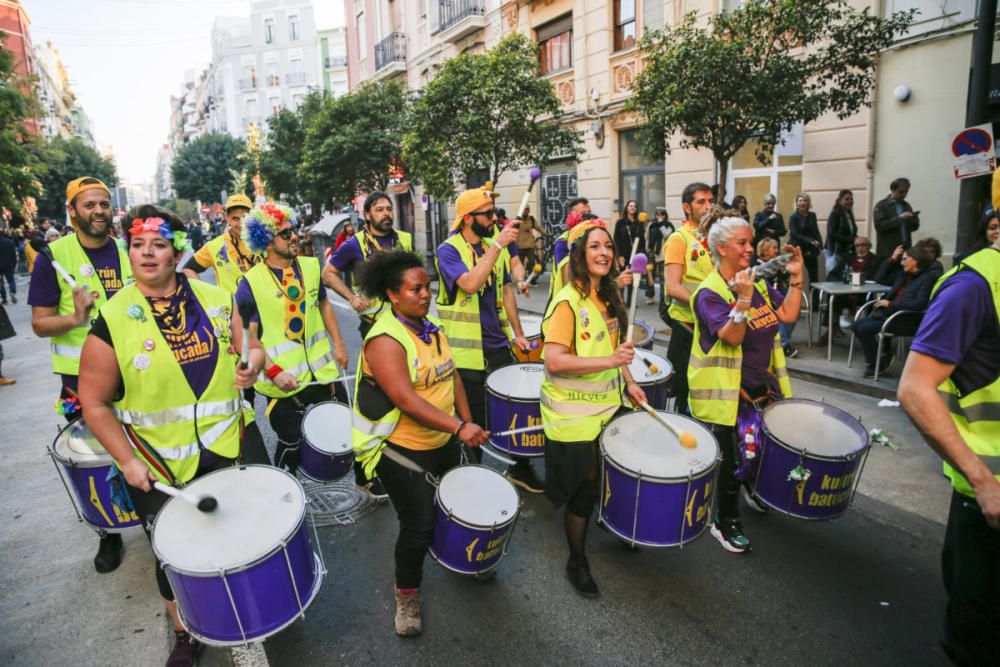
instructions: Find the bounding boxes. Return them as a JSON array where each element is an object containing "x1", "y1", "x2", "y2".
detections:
[
  {"x1": 77, "y1": 206, "x2": 271, "y2": 667},
  {"x1": 540, "y1": 220, "x2": 646, "y2": 598},
  {"x1": 688, "y1": 215, "x2": 803, "y2": 553},
  {"x1": 350, "y1": 250, "x2": 488, "y2": 638}
]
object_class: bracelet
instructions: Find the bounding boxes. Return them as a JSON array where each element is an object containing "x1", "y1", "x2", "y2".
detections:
[
  {"x1": 454, "y1": 420, "x2": 466, "y2": 437},
  {"x1": 737, "y1": 298, "x2": 752, "y2": 304},
  {"x1": 265, "y1": 364, "x2": 283, "y2": 379}
]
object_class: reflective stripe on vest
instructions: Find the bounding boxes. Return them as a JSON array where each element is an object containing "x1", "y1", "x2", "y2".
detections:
[
  {"x1": 930, "y1": 248, "x2": 1000, "y2": 497},
  {"x1": 115, "y1": 398, "x2": 244, "y2": 428},
  {"x1": 540, "y1": 283, "x2": 622, "y2": 441},
  {"x1": 666, "y1": 224, "x2": 713, "y2": 324}
]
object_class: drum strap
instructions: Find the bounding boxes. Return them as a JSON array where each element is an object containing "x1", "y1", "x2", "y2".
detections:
[
  {"x1": 380, "y1": 446, "x2": 440, "y2": 487},
  {"x1": 739, "y1": 387, "x2": 777, "y2": 409}
]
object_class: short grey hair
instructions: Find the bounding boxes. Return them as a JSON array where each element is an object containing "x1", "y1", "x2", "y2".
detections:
[
  {"x1": 708, "y1": 217, "x2": 751, "y2": 267},
  {"x1": 763, "y1": 193, "x2": 776, "y2": 205}
]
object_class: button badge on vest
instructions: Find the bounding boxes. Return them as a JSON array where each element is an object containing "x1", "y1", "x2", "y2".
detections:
[
  {"x1": 133, "y1": 353, "x2": 151, "y2": 371},
  {"x1": 143, "y1": 339, "x2": 156, "y2": 352}
]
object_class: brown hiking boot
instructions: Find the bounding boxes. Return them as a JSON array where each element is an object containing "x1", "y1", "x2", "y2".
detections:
[{"x1": 394, "y1": 588, "x2": 422, "y2": 637}]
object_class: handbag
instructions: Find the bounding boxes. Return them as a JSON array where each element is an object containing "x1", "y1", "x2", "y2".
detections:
[{"x1": 0, "y1": 304, "x2": 15, "y2": 341}]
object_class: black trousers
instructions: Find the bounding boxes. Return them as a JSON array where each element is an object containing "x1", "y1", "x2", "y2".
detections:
[
  {"x1": 128, "y1": 422, "x2": 271, "y2": 601},
  {"x1": 666, "y1": 321, "x2": 693, "y2": 415},
  {"x1": 941, "y1": 490, "x2": 1000, "y2": 666},
  {"x1": 269, "y1": 382, "x2": 349, "y2": 473},
  {"x1": 458, "y1": 346, "x2": 516, "y2": 464},
  {"x1": 708, "y1": 423, "x2": 740, "y2": 522},
  {"x1": 376, "y1": 439, "x2": 461, "y2": 588}
]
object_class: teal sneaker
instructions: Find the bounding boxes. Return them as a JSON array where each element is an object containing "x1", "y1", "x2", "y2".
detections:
[{"x1": 711, "y1": 517, "x2": 751, "y2": 553}]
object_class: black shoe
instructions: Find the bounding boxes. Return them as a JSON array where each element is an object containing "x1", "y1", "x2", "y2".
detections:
[
  {"x1": 357, "y1": 475, "x2": 389, "y2": 500},
  {"x1": 94, "y1": 533, "x2": 123, "y2": 574},
  {"x1": 10, "y1": 294, "x2": 15, "y2": 304},
  {"x1": 508, "y1": 462, "x2": 544, "y2": 494},
  {"x1": 166, "y1": 630, "x2": 202, "y2": 667},
  {"x1": 782, "y1": 345, "x2": 799, "y2": 359},
  {"x1": 710, "y1": 517, "x2": 751, "y2": 553},
  {"x1": 880, "y1": 351, "x2": 895, "y2": 373},
  {"x1": 565, "y1": 557, "x2": 600, "y2": 598},
  {"x1": 863, "y1": 365, "x2": 876, "y2": 379}
]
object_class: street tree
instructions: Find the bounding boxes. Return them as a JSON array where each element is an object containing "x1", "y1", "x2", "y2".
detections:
[
  {"x1": 0, "y1": 31, "x2": 44, "y2": 219},
  {"x1": 171, "y1": 133, "x2": 249, "y2": 204},
  {"x1": 36, "y1": 136, "x2": 118, "y2": 220},
  {"x1": 628, "y1": 0, "x2": 915, "y2": 202},
  {"x1": 299, "y1": 81, "x2": 407, "y2": 209},
  {"x1": 259, "y1": 91, "x2": 326, "y2": 207},
  {"x1": 403, "y1": 33, "x2": 581, "y2": 202}
]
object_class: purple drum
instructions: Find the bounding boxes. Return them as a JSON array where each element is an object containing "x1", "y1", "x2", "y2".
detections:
[
  {"x1": 752, "y1": 399, "x2": 870, "y2": 520},
  {"x1": 48, "y1": 419, "x2": 140, "y2": 532},
  {"x1": 512, "y1": 314, "x2": 543, "y2": 363},
  {"x1": 599, "y1": 410, "x2": 720, "y2": 548},
  {"x1": 299, "y1": 401, "x2": 354, "y2": 483},
  {"x1": 486, "y1": 363, "x2": 545, "y2": 457},
  {"x1": 631, "y1": 319, "x2": 654, "y2": 351},
  {"x1": 626, "y1": 349, "x2": 673, "y2": 410},
  {"x1": 429, "y1": 465, "x2": 520, "y2": 576},
  {"x1": 152, "y1": 465, "x2": 324, "y2": 646}
]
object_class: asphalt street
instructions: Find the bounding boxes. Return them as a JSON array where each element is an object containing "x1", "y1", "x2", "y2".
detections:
[{"x1": 0, "y1": 269, "x2": 953, "y2": 666}]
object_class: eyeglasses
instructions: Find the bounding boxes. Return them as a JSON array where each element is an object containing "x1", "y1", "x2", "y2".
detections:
[
  {"x1": 471, "y1": 209, "x2": 496, "y2": 219},
  {"x1": 276, "y1": 228, "x2": 296, "y2": 240}
]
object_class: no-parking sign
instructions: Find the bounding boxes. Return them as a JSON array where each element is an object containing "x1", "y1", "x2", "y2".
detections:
[{"x1": 952, "y1": 124, "x2": 996, "y2": 179}]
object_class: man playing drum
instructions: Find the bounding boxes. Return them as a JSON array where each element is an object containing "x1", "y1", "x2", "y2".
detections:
[
  {"x1": 435, "y1": 186, "x2": 540, "y2": 492},
  {"x1": 182, "y1": 193, "x2": 259, "y2": 295},
  {"x1": 548, "y1": 197, "x2": 591, "y2": 306},
  {"x1": 688, "y1": 215, "x2": 802, "y2": 553},
  {"x1": 351, "y1": 250, "x2": 488, "y2": 638},
  {"x1": 236, "y1": 205, "x2": 350, "y2": 475},
  {"x1": 77, "y1": 206, "x2": 271, "y2": 667},
  {"x1": 28, "y1": 176, "x2": 132, "y2": 573}
]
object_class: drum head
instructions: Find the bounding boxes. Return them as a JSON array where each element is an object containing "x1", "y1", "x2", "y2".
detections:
[
  {"x1": 763, "y1": 399, "x2": 868, "y2": 458},
  {"x1": 53, "y1": 420, "x2": 112, "y2": 466},
  {"x1": 601, "y1": 411, "x2": 718, "y2": 479},
  {"x1": 301, "y1": 402, "x2": 352, "y2": 454},
  {"x1": 627, "y1": 349, "x2": 672, "y2": 383},
  {"x1": 485, "y1": 364, "x2": 544, "y2": 400},
  {"x1": 631, "y1": 319, "x2": 653, "y2": 344},
  {"x1": 438, "y1": 465, "x2": 518, "y2": 526},
  {"x1": 152, "y1": 466, "x2": 305, "y2": 573},
  {"x1": 520, "y1": 314, "x2": 542, "y2": 338}
]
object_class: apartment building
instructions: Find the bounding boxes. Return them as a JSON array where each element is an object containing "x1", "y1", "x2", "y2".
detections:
[
  {"x1": 319, "y1": 26, "x2": 350, "y2": 96},
  {"x1": 343, "y1": 0, "x2": 993, "y2": 259}
]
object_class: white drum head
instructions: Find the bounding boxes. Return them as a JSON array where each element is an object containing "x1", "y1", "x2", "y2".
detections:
[
  {"x1": 438, "y1": 465, "x2": 518, "y2": 526},
  {"x1": 153, "y1": 466, "x2": 305, "y2": 573},
  {"x1": 520, "y1": 314, "x2": 543, "y2": 338},
  {"x1": 53, "y1": 420, "x2": 112, "y2": 466},
  {"x1": 602, "y1": 411, "x2": 718, "y2": 479},
  {"x1": 763, "y1": 399, "x2": 868, "y2": 457},
  {"x1": 627, "y1": 349, "x2": 672, "y2": 383},
  {"x1": 485, "y1": 363, "x2": 544, "y2": 400},
  {"x1": 302, "y1": 402, "x2": 352, "y2": 455}
]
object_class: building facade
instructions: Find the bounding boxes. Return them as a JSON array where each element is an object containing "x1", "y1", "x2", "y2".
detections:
[{"x1": 318, "y1": 26, "x2": 349, "y2": 95}]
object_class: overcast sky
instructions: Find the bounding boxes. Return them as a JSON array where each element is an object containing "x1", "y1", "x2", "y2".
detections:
[{"x1": 25, "y1": 0, "x2": 342, "y2": 185}]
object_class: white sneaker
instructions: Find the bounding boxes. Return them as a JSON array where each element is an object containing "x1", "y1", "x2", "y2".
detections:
[{"x1": 839, "y1": 315, "x2": 853, "y2": 330}]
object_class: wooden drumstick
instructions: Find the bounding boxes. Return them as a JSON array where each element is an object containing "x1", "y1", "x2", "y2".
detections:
[
  {"x1": 639, "y1": 402, "x2": 697, "y2": 448},
  {"x1": 154, "y1": 482, "x2": 219, "y2": 513},
  {"x1": 625, "y1": 252, "x2": 648, "y2": 342}
]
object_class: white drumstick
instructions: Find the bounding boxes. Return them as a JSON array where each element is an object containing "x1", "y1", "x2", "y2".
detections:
[
  {"x1": 154, "y1": 482, "x2": 218, "y2": 512},
  {"x1": 491, "y1": 417, "x2": 582, "y2": 437},
  {"x1": 639, "y1": 402, "x2": 697, "y2": 448},
  {"x1": 625, "y1": 252, "x2": 648, "y2": 343}
]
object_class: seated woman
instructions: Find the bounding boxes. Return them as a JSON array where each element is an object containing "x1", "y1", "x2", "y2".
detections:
[
  {"x1": 754, "y1": 238, "x2": 798, "y2": 359},
  {"x1": 854, "y1": 242, "x2": 937, "y2": 377},
  {"x1": 78, "y1": 205, "x2": 271, "y2": 667}
]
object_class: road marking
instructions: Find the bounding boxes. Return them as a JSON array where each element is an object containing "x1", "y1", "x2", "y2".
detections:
[{"x1": 231, "y1": 642, "x2": 270, "y2": 667}]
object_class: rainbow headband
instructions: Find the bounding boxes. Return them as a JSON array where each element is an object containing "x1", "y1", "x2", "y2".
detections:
[
  {"x1": 242, "y1": 203, "x2": 296, "y2": 253},
  {"x1": 568, "y1": 219, "x2": 609, "y2": 249},
  {"x1": 129, "y1": 218, "x2": 188, "y2": 251}
]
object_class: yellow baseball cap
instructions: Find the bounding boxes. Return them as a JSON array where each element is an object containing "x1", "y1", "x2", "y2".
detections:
[
  {"x1": 65, "y1": 177, "x2": 110, "y2": 206},
  {"x1": 452, "y1": 186, "x2": 497, "y2": 230},
  {"x1": 226, "y1": 193, "x2": 253, "y2": 212}
]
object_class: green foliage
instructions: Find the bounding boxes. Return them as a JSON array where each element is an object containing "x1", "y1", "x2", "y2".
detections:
[
  {"x1": 299, "y1": 82, "x2": 408, "y2": 209},
  {"x1": 35, "y1": 136, "x2": 118, "y2": 220},
  {"x1": 628, "y1": 0, "x2": 915, "y2": 201},
  {"x1": 403, "y1": 33, "x2": 581, "y2": 202},
  {"x1": 0, "y1": 31, "x2": 44, "y2": 217},
  {"x1": 259, "y1": 91, "x2": 326, "y2": 207},
  {"x1": 159, "y1": 198, "x2": 200, "y2": 221},
  {"x1": 171, "y1": 133, "x2": 249, "y2": 204}
]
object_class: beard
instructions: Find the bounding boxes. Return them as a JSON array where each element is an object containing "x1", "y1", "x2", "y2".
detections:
[
  {"x1": 75, "y1": 211, "x2": 110, "y2": 239},
  {"x1": 472, "y1": 221, "x2": 495, "y2": 238},
  {"x1": 367, "y1": 215, "x2": 393, "y2": 234}
]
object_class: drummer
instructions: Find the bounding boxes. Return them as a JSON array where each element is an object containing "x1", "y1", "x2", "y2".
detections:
[
  {"x1": 541, "y1": 219, "x2": 645, "y2": 598},
  {"x1": 547, "y1": 197, "x2": 591, "y2": 305},
  {"x1": 235, "y1": 204, "x2": 349, "y2": 474},
  {"x1": 350, "y1": 250, "x2": 488, "y2": 638},
  {"x1": 77, "y1": 205, "x2": 271, "y2": 667},
  {"x1": 688, "y1": 214, "x2": 802, "y2": 553}
]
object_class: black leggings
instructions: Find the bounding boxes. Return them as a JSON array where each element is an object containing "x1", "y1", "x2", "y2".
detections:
[
  {"x1": 268, "y1": 382, "x2": 349, "y2": 472},
  {"x1": 708, "y1": 423, "x2": 740, "y2": 522},
  {"x1": 458, "y1": 346, "x2": 515, "y2": 463},
  {"x1": 376, "y1": 439, "x2": 461, "y2": 589},
  {"x1": 129, "y1": 422, "x2": 271, "y2": 601},
  {"x1": 666, "y1": 321, "x2": 693, "y2": 415}
]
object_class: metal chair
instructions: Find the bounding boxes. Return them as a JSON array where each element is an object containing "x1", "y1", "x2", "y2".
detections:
[{"x1": 847, "y1": 300, "x2": 924, "y2": 380}]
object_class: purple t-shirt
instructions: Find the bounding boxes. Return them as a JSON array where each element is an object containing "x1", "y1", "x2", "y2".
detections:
[
  {"x1": 235, "y1": 263, "x2": 327, "y2": 338},
  {"x1": 694, "y1": 281, "x2": 785, "y2": 389},
  {"x1": 553, "y1": 237, "x2": 569, "y2": 265},
  {"x1": 328, "y1": 232, "x2": 399, "y2": 273},
  {"x1": 437, "y1": 240, "x2": 511, "y2": 349},
  {"x1": 911, "y1": 266, "x2": 1000, "y2": 395},
  {"x1": 28, "y1": 240, "x2": 125, "y2": 308}
]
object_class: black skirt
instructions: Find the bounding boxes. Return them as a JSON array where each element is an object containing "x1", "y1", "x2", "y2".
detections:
[{"x1": 543, "y1": 407, "x2": 631, "y2": 508}]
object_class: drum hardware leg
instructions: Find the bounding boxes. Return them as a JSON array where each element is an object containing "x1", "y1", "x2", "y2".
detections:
[
  {"x1": 48, "y1": 448, "x2": 85, "y2": 525},
  {"x1": 630, "y1": 471, "x2": 642, "y2": 549},
  {"x1": 848, "y1": 446, "x2": 872, "y2": 509},
  {"x1": 678, "y1": 472, "x2": 694, "y2": 548},
  {"x1": 306, "y1": 498, "x2": 328, "y2": 576},
  {"x1": 221, "y1": 570, "x2": 249, "y2": 646},
  {"x1": 281, "y1": 542, "x2": 307, "y2": 620}
]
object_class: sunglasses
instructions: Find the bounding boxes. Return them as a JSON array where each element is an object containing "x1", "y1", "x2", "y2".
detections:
[
  {"x1": 276, "y1": 228, "x2": 296, "y2": 240},
  {"x1": 471, "y1": 209, "x2": 496, "y2": 219}
]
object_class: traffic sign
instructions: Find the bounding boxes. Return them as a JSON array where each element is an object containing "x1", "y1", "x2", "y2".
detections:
[
  {"x1": 952, "y1": 127, "x2": 992, "y2": 157},
  {"x1": 951, "y1": 124, "x2": 996, "y2": 179}
]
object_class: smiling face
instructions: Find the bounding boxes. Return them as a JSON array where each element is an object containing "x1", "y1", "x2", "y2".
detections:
[
  {"x1": 390, "y1": 267, "x2": 432, "y2": 319},
  {"x1": 795, "y1": 195, "x2": 810, "y2": 213},
  {"x1": 71, "y1": 189, "x2": 113, "y2": 240},
  {"x1": 129, "y1": 232, "x2": 179, "y2": 288},
  {"x1": 270, "y1": 225, "x2": 300, "y2": 260},
  {"x1": 717, "y1": 225, "x2": 754, "y2": 272},
  {"x1": 839, "y1": 192, "x2": 854, "y2": 210},
  {"x1": 584, "y1": 228, "x2": 615, "y2": 278},
  {"x1": 987, "y1": 218, "x2": 999, "y2": 246}
]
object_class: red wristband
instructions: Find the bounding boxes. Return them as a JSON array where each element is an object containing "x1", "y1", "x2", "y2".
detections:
[{"x1": 266, "y1": 364, "x2": 283, "y2": 379}]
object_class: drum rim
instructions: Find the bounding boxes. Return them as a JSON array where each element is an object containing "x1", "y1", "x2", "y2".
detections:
[
  {"x1": 175, "y1": 552, "x2": 324, "y2": 646},
  {"x1": 151, "y1": 464, "x2": 309, "y2": 575},
  {"x1": 51, "y1": 422, "x2": 114, "y2": 468},
  {"x1": 599, "y1": 412, "x2": 722, "y2": 481},
  {"x1": 484, "y1": 362, "x2": 545, "y2": 399},
  {"x1": 296, "y1": 455, "x2": 354, "y2": 483},
  {"x1": 300, "y1": 400, "x2": 353, "y2": 454},
  {"x1": 486, "y1": 438, "x2": 545, "y2": 457},
  {"x1": 629, "y1": 349, "x2": 674, "y2": 383},
  {"x1": 761, "y1": 398, "x2": 871, "y2": 462},
  {"x1": 433, "y1": 464, "x2": 520, "y2": 531},
  {"x1": 485, "y1": 389, "x2": 542, "y2": 406}
]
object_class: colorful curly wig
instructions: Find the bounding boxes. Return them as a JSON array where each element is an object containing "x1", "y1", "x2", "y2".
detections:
[{"x1": 242, "y1": 203, "x2": 297, "y2": 253}]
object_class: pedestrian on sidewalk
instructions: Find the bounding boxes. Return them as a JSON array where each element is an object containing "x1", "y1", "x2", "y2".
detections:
[
  {"x1": 645, "y1": 208, "x2": 672, "y2": 305},
  {"x1": 752, "y1": 193, "x2": 786, "y2": 248},
  {"x1": 787, "y1": 192, "x2": 822, "y2": 286},
  {"x1": 613, "y1": 200, "x2": 643, "y2": 305},
  {"x1": 0, "y1": 229, "x2": 18, "y2": 304},
  {"x1": 0, "y1": 302, "x2": 14, "y2": 385},
  {"x1": 873, "y1": 177, "x2": 920, "y2": 254}
]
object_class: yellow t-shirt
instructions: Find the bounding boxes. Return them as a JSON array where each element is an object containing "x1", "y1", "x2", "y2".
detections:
[
  {"x1": 193, "y1": 232, "x2": 257, "y2": 273},
  {"x1": 663, "y1": 220, "x2": 701, "y2": 266},
  {"x1": 545, "y1": 289, "x2": 620, "y2": 354}
]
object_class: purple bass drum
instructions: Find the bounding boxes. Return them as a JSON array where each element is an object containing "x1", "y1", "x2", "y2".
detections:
[
  {"x1": 299, "y1": 401, "x2": 354, "y2": 483},
  {"x1": 486, "y1": 363, "x2": 545, "y2": 457},
  {"x1": 48, "y1": 419, "x2": 140, "y2": 532},
  {"x1": 752, "y1": 399, "x2": 870, "y2": 520},
  {"x1": 599, "y1": 411, "x2": 720, "y2": 548},
  {"x1": 429, "y1": 465, "x2": 520, "y2": 576},
  {"x1": 152, "y1": 465, "x2": 324, "y2": 646},
  {"x1": 626, "y1": 349, "x2": 673, "y2": 411}
]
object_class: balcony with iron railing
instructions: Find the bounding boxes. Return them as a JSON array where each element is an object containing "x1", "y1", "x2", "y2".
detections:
[
  {"x1": 374, "y1": 32, "x2": 407, "y2": 76},
  {"x1": 325, "y1": 56, "x2": 347, "y2": 68},
  {"x1": 286, "y1": 71, "x2": 307, "y2": 84},
  {"x1": 436, "y1": 0, "x2": 487, "y2": 42}
]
